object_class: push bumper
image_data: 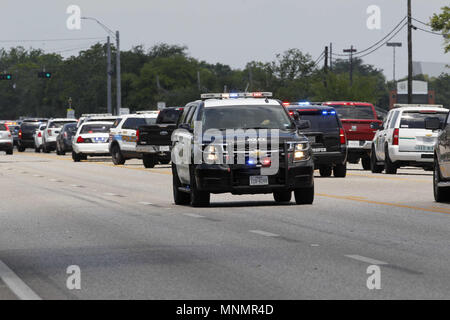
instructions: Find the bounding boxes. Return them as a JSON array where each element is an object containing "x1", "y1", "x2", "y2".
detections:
[{"x1": 194, "y1": 161, "x2": 314, "y2": 195}]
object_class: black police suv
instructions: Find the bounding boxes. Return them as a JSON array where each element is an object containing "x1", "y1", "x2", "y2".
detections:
[
  {"x1": 18, "y1": 119, "x2": 47, "y2": 152},
  {"x1": 171, "y1": 92, "x2": 314, "y2": 207},
  {"x1": 287, "y1": 104, "x2": 347, "y2": 177}
]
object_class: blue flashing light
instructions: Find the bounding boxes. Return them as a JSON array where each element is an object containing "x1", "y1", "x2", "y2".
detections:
[
  {"x1": 322, "y1": 110, "x2": 328, "y2": 115},
  {"x1": 247, "y1": 159, "x2": 256, "y2": 165},
  {"x1": 229, "y1": 93, "x2": 239, "y2": 98},
  {"x1": 298, "y1": 101, "x2": 311, "y2": 106},
  {"x1": 330, "y1": 110, "x2": 336, "y2": 115}
]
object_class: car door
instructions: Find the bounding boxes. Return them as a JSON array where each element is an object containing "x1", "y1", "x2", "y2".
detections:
[
  {"x1": 121, "y1": 117, "x2": 140, "y2": 152},
  {"x1": 376, "y1": 111, "x2": 392, "y2": 160},
  {"x1": 175, "y1": 105, "x2": 196, "y2": 184},
  {"x1": 439, "y1": 115, "x2": 450, "y2": 178}
]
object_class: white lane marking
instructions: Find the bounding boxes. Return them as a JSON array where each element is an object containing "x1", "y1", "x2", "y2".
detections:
[
  {"x1": 310, "y1": 244, "x2": 320, "y2": 247},
  {"x1": 139, "y1": 202, "x2": 154, "y2": 206},
  {"x1": 33, "y1": 174, "x2": 43, "y2": 177},
  {"x1": 103, "y1": 192, "x2": 123, "y2": 197},
  {"x1": 345, "y1": 254, "x2": 388, "y2": 265},
  {"x1": 183, "y1": 213, "x2": 205, "y2": 218},
  {"x1": 249, "y1": 230, "x2": 280, "y2": 237},
  {"x1": 0, "y1": 260, "x2": 41, "y2": 300}
]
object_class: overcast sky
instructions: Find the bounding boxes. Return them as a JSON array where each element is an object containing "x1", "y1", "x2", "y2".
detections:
[{"x1": 1, "y1": 0, "x2": 448, "y2": 80}]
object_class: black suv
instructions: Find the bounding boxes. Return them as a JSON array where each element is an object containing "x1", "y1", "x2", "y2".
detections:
[
  {"x1": 18, "y1": 119, "x2": 47, "y2": 152},
  {"x1": 287, "y1": 104, "x2": 347, "y2": 177},
  {"x1": 171, "y1": 93, "x2": 314, "y2": 207}
]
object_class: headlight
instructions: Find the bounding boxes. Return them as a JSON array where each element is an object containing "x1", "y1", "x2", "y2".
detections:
[
  {"x1": 204, "y1": 145, "x2": 220, "y2": 162},
  {"x1": 294, "y1": 143, "x2": 309, "y2": 161}
]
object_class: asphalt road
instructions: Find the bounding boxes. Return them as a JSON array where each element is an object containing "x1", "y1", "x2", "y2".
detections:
[{"x1": 0, "y1": 150, "x2": 449, "y2": 300}]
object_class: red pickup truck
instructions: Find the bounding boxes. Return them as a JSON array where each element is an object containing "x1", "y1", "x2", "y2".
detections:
[{"x1": 322, "y1": 102, "x2": 382, "y2": 170}]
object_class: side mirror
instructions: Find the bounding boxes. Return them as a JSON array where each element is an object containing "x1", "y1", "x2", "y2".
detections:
[
  {"x1": 370, "y1": 122, "x2": 381, "y2": 130},
  {"x1": 291, "y1": 111, "x2": 299, "y2": 121},
  {"x1": 296, "y1": 120, "x2": 310, "y2": 130},
  {"x1": 424, "y1": 117, "x2": 441, "y2": 130},
  {"x1": 178, "y1": 123, "x2": 192, "y2": 131}
]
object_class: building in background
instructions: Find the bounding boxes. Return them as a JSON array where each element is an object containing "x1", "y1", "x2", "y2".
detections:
[
  {"x1": 413, "y1": 61, "x2": 449, "y2": 78},
  {"x1": 389, "y1": 80, "x2": 435, "y2": 109}
]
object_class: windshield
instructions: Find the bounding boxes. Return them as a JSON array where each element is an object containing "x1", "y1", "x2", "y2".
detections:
[
  {"x1": 400, "y1": 111, "x2": 448, "y2": 129},
  {"x1": 331, "y1": 105, "x2": 376, "y2": 120},
  {"x1": 80, "y1": 123, "x2": 112, "y2": 134},
  {"x1": 202, "y1": 105, "x2": 295, "y2": 131},
  {"x1": 21, "y1": 122, "x2": 41, "y2": 130},
  {"x1": 49, "y1": 121, "x2": 76, "y2": 128}
]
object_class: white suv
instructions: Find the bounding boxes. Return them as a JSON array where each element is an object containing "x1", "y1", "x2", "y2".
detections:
[
  {"x1": 42, "y1": 118, "x2": 78, "y2": 153},
  {"x1": 109, "y1": 111, "x2": 158, "y2": 165},
  {"x1": 0, "y1": 123, "x2": 13, "y2": 155},
  {"x1": 371, "y1": 104, "x2": 448, "y2": 174}
]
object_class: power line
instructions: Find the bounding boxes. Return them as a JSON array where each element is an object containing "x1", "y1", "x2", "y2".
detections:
[
  {"x1": 411, "y1": 16, "x2": 431, "y2": 27},
  {"x1": 313, "y1": 50, "x2": 325, "y2": 68},
  {"x1": 414, "y1": 25, "x2": 447, "y2": 37},
  {"x1": 333, "y1": 16, "x2": 407, "y2": 57},
  {"x1": 0, "y1": 37, "x2": 105, "y2": 43}
]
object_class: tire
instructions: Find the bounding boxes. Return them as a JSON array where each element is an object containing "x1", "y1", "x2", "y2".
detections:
[
  {"x1": 294, "y1": 183, "x2": 314, "y2": 205},
  {"x1": 111, "y1": 144, "x2": 126, "y2": 165},
  {"x1": 6, "y1": 149, "x2": 13, "y2": 155},
  {"x1": 434, "y1": 159, "x2": 450, "y2": 202},
  {"x1": 159, "y1": 158, "x2": 171, "y2": 165},
  {"x1": 172, "y1": 164, "x2": 190, "y2": 205},
  {"x1": 333, "y1": 163, "x2": 347, "y2": 177},
  {"x1": 190, "y1": 166, "x2": 210, "y2": 207},
  {"x1": 319, "y1": 166, "x2": 332, "y2": 177},
  {"x1": 18, "y1": 146, "x2": 25, "y2": 152},
  {"x1": 42, "y1": 143, "x2": 50, "y2": 153},
  {"x1": 273, "y1": 191, "x2": 292, "y2": 203},
  {"x1": 361, "y1": 155, "x2": 371, "y2": 170},
  {"x1": 370, "y1": 147, "x2": 383, "y2": 173},
  {"x1": 143, "y1": 154, "x2": 156, "y2": 168},
  {"x1": 72, "y1": 151, "x2": 81, "y2": 162},
  {"x1": 56, "y1": 144, "x2": 62, "y2": 155},
  {"x1": 35, "y1": 147, "x2": 40, "y2": 153},
  {"x1": 384, "y1": 146, "x2": 397, "y2": 174}
]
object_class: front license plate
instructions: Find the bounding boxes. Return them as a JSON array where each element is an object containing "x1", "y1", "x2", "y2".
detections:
[
  {"x1": 249, "y1": 176, "x2": 268, "y2": 186},
  {"x1": 160, "y1": 145, "x2": 170, "y2": 152},
  {"x1": 415, "y1": 145, "x2": 434, "y2": 152},
  {"x1": 312, "y1": 148, "x2": 326, "y2": 153}
]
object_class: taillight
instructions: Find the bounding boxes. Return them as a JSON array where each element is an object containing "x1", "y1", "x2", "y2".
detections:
[
  {"x1": 392, "y1": 128, "x2": 399, "y2": 145},
  {"x1": 64, "y1": 132, "x2": 68, "y2": 138},
  {"x1": 340, "y1": 128, "x2": 346, "y2": 145},
  {"x1": 136, "y1": 129, "x2": 140, "y2": 142},
  {"x1": 76, "y1": 136, "x2": 85, "y2": 143},
  {"x1": 38, "y1": 132, "x2": 42, "y2": 137},
  {"x1": 18, "y1": 130, "x2": 22, "y2": 138},
  {"x1": 47, "y1": 129, "x2": 52, "y2": 136}
]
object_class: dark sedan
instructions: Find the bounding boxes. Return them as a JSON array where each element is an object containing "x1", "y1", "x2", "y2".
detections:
[{"x1": 56, "y1": 122, "x2": 78, "y2": 155}]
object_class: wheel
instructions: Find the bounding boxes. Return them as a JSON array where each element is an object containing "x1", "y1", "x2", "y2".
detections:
[
  {"x1": 6, "y1": 149, "x2": 13, "y2": 155},
  {"x1": 384, "y1": 146, "x2": 397, "y2": 174},
  {"x1": 72, "y1": 151, "x2": 82, "y2": 162},
  {"x1": 319, "y1": 166, "x2": 332, "y2": 177},
  {"x1": 56, "y1": 144, "x2": 62, "y2": 155},
  {"x1": 172, "y1": 164, "x2": 190, "y2": 205},
  {"x1": 143, "y1": 154, "x2": 156, "y2": 168},
  {"x1": 294, "y1": 183, "x2": 314, "y2": 205},
  {"x1": 111, "y1": 144, "x2": 126, "y2": 165},
  {"x1": 273, "y1": 191, "x2": 292, "y2": 203},
  {"x1": 361, "y1": 155, "x2": 371, "y2": 170},
  {"x1": 18, "y1": 146, "x2": 25, "y2": 152},
  {"x1": 35, "y1": 147, "x2": 40, "y2": 153},
  {"x1": 190, "y1": 166, "x2": 210, "y2": 207},
  {"x1": 434, "y1": 159, "x2": 450, "y2": 202},
  {"x1": 42, "y1": 143, "x2": 50, "y2": 153},
  {"x1": 60, "y1": 149, "x2": 66, "y2": 156},
  {"x1": 333, "y1": 163, "x2": 347, "y2": 177},
  {"x1": 370, "y1": 147, "x2": 383, "y2": 173},
  {"x1": 159, "y1": 158, "x2": 171, "y2": 165}
]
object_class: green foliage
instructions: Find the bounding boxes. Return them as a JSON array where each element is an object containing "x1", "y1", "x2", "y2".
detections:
[{"x1": 430, "y1": 6, "x2": 450, "y2": 53}]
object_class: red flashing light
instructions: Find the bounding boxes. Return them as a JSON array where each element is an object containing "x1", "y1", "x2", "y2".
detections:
[
  {"x1": 252, "y1": 92, "x2": 263, "y2": 97},
  {"x1": 262, "y1": 157, "x2": 271, "y2": 167},
  {"x1": 282, "y1": 102, "x2": 290, "y2": 107}
]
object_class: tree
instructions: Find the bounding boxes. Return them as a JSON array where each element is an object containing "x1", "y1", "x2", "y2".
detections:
[{"x1": 430, "y1": 6, "x2": 450, "y2": 53}]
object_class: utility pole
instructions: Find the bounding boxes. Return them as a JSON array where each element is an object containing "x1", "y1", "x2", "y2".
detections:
[
  {"x1": 386, "y1": 42, "x2": 402, "y2": 82},
  {"x1": 324, "y1": 46, "x2": 329, "y2": 71},
  {"x1": 343, "y1": 45, "x2": 357, "y2": 86},
  {"x1": 407, "y1": 0, "x2": 413, "y2": 103},
  {"x1": 329, "y1": 42, "x2": 333, "y2": 71},
  {"x1": 197, "y1": 71, "x2": 201, "y2": 91},
  {"x1": 116, "y1": 30, "x2": 121, "y2": 115},
  {"x1": 106, "y1": 36, "x2": 112, "y2": 114}
]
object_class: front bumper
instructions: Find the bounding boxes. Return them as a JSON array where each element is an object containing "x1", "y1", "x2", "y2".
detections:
[
  {"x1": 195, "y1": 160, "x2": 314, "y2": 195},
  {"x1": 388, "y1": 145, "x2": 433, "y2": 164},
  {"x1": 73, "y1": 143, "x2": 110, "y2": 155}
]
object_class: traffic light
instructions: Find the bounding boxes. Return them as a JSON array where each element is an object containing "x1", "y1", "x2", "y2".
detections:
[
  {"x1": 0, "y1": 74, "x2": 12, "y2": 80},
  {"x1": 38, "y1": 72, "x2": 52, "y2": 79}
]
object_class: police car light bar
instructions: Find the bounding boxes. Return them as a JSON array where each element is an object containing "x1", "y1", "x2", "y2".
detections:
[
  {"x1": 81, "y1": 113, "x2": 113, "y2": 117},
  {"x1": 135, "y1": 110, "x2": 159, "y2": 114},
  {"x1": 201, "y1": 92, "x2": 273, "y2": 99}
]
